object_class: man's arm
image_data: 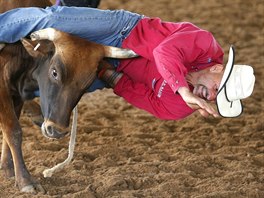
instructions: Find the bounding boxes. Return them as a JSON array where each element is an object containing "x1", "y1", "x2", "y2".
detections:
[
  {"x1": 0, "y1": 7, "x2": 52, "y2": 43},
  {"x1": 114, "y1": 75, "x2": 195, "y2": 120},
  {"x1": 99, "y1": 67, "x2": 194, "y2": 120}
]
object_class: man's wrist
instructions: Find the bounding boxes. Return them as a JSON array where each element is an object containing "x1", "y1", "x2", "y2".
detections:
[
  {"x1": 98, "y1": 69, "x2": 122, "y2": 88},
  {"x1": 177, "y1": 86, "x2": 190, "y2": 96}
]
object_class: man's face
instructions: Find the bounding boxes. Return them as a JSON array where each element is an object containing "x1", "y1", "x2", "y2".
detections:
[{"x1": 192, "y1": 64, "x2": 224, "y2": 101}]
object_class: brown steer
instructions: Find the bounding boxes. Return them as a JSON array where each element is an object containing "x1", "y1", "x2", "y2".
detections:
[{"x1": 0, "y1": 1, "x2": 138, "y2": 194}]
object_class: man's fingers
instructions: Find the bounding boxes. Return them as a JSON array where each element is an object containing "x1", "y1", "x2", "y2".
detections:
[
  {"x1": 182, "y1": 92, "x2": 219, "y2": 118},
  {"x1": 198, "y1": 109, "x2": 209, "y2": 117},
  {"x1": 203, "y1": 105, "x2": 219, "y2": 118},
  {"x1": 198, "y1": 108, "x2": 219, "y2": 118},
  {"x1": 191, "y1": 99, "x2": 219, "y2": 117}
]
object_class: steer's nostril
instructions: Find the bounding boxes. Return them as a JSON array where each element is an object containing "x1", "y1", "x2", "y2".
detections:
[
  {"x1": 42, "y1": 121, "x2": 69, "y2": 139},
  {"x1": 46, "y1": 125, "x2": 54, "y2": 136}
]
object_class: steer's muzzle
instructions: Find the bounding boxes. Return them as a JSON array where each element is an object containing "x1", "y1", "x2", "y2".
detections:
[{"x1": 41, "y1": 120, "x2": 69, "y2": 139}]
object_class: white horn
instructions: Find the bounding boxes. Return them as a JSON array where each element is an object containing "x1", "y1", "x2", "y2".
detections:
[
  {"x1": 104, "y1": 46, "x2": 139, "y2": 59},
  {"x1": 30, "y1": 28, "x2": 58, "y2": 41},
  {"x1": 0, "y1": 43, "x2": 5, "y2": 51}
]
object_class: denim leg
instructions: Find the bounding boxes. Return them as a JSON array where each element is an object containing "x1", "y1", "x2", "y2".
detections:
[
  {"x1": 0, "y1": 6, "x2": 142, "y2": 92},
  {"x1": 0, "y1": 6, "x2": 142, "y2": 47}
]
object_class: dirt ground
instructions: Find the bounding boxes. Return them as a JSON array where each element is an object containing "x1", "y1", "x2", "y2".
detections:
[{"x1": 0, "y1": 0, "x2": 263, "y2": 197}]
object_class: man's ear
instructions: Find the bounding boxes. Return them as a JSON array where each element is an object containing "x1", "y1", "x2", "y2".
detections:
[
  {"x1": 21, "y1": 38, "x2": 55, "y2": 58},
  {"x1": 210, "y1": 64, "x2": 224, "y2": 73}
]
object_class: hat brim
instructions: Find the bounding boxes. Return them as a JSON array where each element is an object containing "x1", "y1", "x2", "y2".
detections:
[{"x1": 216, "y1": 46, "x2": 243, "y2": 118}]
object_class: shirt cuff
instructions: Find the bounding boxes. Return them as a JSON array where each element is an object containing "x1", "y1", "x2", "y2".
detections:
[{"x1": 167, "y1": 75, "x2": 189, "y2": 93}]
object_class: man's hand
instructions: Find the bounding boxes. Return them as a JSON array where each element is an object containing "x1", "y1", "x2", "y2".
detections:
[{"x1": 177, "y1": 87, "x2": 219, "y2": 118}]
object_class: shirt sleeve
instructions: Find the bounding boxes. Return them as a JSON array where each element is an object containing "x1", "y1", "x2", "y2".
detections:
[
  {"x1": 114, "y1": 74, "x2": 194, "y2": 120},
  {"x1": 153, "y1": 30, "x2": 221, "y2": 93}
]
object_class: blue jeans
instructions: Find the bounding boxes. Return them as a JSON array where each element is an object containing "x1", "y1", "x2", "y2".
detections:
[{"x1": 0, "y1": 6, "x2": 142, "y2": 92}]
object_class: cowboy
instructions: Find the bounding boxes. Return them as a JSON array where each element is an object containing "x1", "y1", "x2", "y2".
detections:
[
  {"x1": 98, "y1": 46, "x2": 255, "y2": 119},
  {"x1": 0, "y1": 6, "x2": 255, "y2": 120}
]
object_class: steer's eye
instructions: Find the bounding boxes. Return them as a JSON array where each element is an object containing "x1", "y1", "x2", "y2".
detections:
[{"x1": 52, "y1": 69, "x2": 58, "y2": 80}]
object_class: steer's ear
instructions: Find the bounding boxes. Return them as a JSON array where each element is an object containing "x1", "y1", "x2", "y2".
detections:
[
  {"x1": 0, "y1": 43, "x2": 5, "y2": 51},
  {"x1": 21, "y1": 38, "x2": 55, "y2": 58}
]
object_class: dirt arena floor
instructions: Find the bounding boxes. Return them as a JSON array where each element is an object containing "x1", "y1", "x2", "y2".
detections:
[{"x1": 0, "y1": 0, "x2": 263, "y2": 197}]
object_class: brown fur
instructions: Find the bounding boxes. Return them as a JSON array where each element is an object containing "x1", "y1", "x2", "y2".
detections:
[
  {"x1": 0, "y1": 33, "x2": 104, "y2": 193},
  {"x1": 0, "y1": 1, "x2": 136, "y2": 193},
  {"x1": 0, "y1": 0, "x2": 52, "y2": 193}
]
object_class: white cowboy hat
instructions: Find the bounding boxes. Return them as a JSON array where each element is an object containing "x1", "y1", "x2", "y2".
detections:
[{"x1": 216, "y1": 46, "x2": 255, "y2": 117}]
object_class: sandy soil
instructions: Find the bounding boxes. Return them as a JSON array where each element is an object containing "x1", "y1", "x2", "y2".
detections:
[{"x1": 0, "y1": 0, "x2": 263, "y2": 197}]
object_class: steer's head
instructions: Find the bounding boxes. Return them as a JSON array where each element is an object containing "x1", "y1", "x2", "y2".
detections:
[{"x1": 21, "y1": 28, "x2": 137, "y2": 139}]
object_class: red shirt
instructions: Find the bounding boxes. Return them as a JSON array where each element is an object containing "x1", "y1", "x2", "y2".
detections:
[{"x1": 114, "y1": 17, "x2": 224, "y2": 120}]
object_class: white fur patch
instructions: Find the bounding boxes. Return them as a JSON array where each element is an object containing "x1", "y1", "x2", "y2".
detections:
[{"x1": 43, "y1": 106, "x2": 78, "y2": 177}]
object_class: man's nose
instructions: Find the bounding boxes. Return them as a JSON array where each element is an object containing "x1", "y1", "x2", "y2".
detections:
[{"x1": 207, "y1": 89, "x2": 217, "y2": 101}]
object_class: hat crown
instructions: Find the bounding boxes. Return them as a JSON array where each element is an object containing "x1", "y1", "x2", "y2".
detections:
[{"x1": 226, "y1": 65, "x2": 255, "y2": 101}]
